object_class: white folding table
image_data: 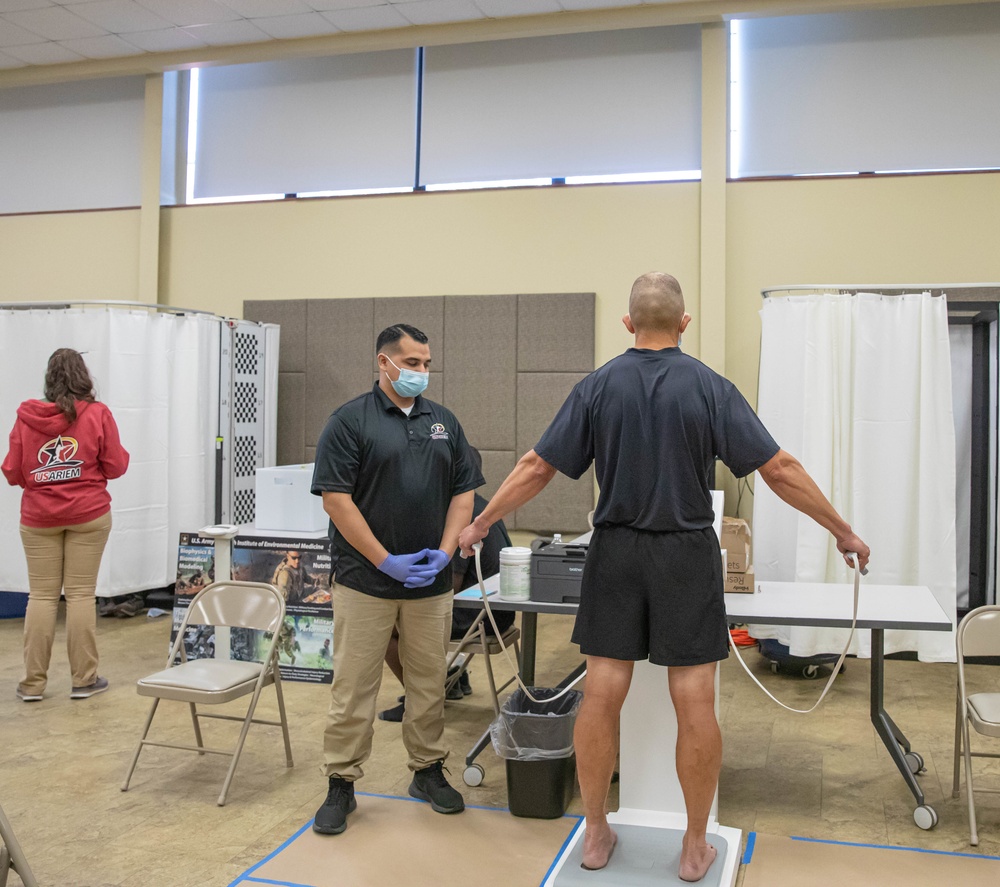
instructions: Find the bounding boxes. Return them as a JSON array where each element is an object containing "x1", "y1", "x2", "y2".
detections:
[{"x1": 724, "y1": 580, "x2": 953, "y2": 830}]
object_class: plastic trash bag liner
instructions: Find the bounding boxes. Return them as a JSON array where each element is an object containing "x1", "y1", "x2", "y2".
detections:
[{"x1": 491, "y1": 687, "x2": 582, "y2": 762}]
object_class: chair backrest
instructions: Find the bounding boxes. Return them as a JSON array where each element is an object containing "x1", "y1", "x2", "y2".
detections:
[
  {"x1": 184, "y1": 581, "x2": 285, "y2": 633},
  {"x1": 957, "y1": 605, "x2": 1000, "y2": 660}
]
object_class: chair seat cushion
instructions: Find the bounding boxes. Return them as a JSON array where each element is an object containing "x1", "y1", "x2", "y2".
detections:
[
  {"x1": 968, "y1": 693, "x2": 1000, "y2": 736},
  {"x1": 139, "y1": 659, "x2": 262, "y2": 693}
]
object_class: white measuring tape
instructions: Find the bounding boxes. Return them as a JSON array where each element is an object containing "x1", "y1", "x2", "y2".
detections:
[
  {"x1": 471, "y1": 543, "x2": 585, "y2": 705},
  {"x1": 469, "y1": 542, "x2": 864, "y2": 713},
  {"x1": 728, "y1": 554, "x2": 865, "y2": 714}
]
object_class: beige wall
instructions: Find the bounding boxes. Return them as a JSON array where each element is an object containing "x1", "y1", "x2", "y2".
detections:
[
  {"x1": 0, "y1": 209, "x2": 140, "y2": 301},
  {"x1": 159, "y1": 182, "x2": 702, "y2": 372},
  {"x1": 726, "y1": 171, "x2": 1000, "y2": 404}
]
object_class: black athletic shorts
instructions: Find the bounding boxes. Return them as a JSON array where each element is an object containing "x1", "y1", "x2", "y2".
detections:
[{"x1": 571, "y1": 525, "x2": 729, "y2": 667}]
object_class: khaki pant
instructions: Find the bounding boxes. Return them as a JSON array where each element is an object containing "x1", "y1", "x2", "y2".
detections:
[
  {"x1": 19, "y1": 512, "x2": 112, "y2": 695},
  {"x1": 323, "y1": 582, "x2": 453, "y2": 780}
]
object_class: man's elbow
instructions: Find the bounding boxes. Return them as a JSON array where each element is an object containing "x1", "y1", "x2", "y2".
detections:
[
  {"x1": 523, "y1": 450, "x2": 557, "y2": 483},
  {"x1": 758, "y1": 449, "x2": 798, "y2": 490}
]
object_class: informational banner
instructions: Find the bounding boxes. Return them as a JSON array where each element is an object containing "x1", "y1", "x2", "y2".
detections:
[{"x1": 174, "y1": 531, "x2": 334, "y2": 684}]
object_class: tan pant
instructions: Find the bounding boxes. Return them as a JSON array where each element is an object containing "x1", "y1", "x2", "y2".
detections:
[
  {"x1": 323, "y1": 582, "x2": 453, "y2": 780},
  {"x1": 19, "y1": 512, "x2": 112, "y2": 694}
]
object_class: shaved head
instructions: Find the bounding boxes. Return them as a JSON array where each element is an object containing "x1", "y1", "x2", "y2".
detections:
[{"x1": 628, "y1": 272, "x2": 685, "y2": 334}]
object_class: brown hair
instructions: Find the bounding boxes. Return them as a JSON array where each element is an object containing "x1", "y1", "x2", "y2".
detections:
[{"x1": 44, "y1": 348, "x2": 96, "y2": 422}]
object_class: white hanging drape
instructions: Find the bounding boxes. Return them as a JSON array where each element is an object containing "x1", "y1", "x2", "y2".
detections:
[
  {"x1": 752, "y1": 292, "x2": 957, "y2": 662},
  {"x1": 0, "y1": 307, "x2": 220, "y2": 596}
]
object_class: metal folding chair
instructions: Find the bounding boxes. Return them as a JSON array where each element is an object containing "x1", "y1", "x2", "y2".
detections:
[
  {"x1": 121, "y1": 580, "x2": 293, "y2": 806},
  {"x1": 952, "y1": 604, "x2": 1000, "y2": 845},
  {"x1": 0, "y1": 801, "x2": 38, "y2": 887}
]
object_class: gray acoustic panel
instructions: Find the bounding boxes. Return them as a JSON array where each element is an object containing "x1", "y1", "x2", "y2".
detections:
[
  {"x1": 244, "y1": 300, "x2": 307, "y2": 373},
  {"x1": 515, "y1": 372, "x2": 593, "y2": 532},
  {"x1": 305, "y1": 445, "x2": 317, "y2": 464},
  {"x1": 372, "y1": 297, "x2": 445, "y2": 371},
  {"x1": 477, "y1": 449, "x2": 516, "y2": 504},
  {"x1": 443, "y1": 295, "x2": 517, "y2": 451},
  {"x1": 306, "y1": 299, "x2": 374, "y2": 449},
  {"x1": 276, "y1": 372, "x2": 306, "y2": 465},
  {"x1": 517, "y1": 293, "x2": 595, "y2": 373}
]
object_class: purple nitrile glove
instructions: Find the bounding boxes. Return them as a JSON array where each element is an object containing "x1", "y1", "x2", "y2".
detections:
[
  {"x1": 378, "y1": 550, "x2": 431, "y2": 584},
  {"x1": 403, "y1": 548, "x2": 452, "y2": 589}
]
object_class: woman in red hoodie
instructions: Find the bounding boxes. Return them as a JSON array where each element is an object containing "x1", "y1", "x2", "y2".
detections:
[{"x1": 2, "y1": 349, "x2": 129, "y2": 702}]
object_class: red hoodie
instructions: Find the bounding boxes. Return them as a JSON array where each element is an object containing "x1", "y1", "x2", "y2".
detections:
[{"x1": 2, "y1": 399, "x2": 130, "y2": 529}]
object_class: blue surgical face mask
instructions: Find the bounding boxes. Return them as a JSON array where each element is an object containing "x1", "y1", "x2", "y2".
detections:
[{"x1": 381, "y1": 354, "x2": 429, "y2": 398}]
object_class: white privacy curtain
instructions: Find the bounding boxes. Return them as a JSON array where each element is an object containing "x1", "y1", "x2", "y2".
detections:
[
  {"x1": 751, "y1": 292, "x2": 957, "y2": 662},
  {"x1": 0, "y1": 307, "x2": 220, "y2": 596}
]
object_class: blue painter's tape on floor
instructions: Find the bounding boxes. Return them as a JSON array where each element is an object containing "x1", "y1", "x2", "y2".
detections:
[
  {"x1": 228, "y1": 821, "x2": 314, "y2": 887},
  {"x1": 741, "y1": 832, "x2": 756, "y2": 865},
  {"x1": 789, "y1": 835, "x2": 1000, "y2": 861}
]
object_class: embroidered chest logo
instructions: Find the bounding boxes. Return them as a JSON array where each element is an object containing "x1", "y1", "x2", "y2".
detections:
[
  {"x1": 33, "y1": 435, "x2": 84, "y2": 483},
  {"x1": 429, "y1": 423, "x2": 449, "y2": 440}
]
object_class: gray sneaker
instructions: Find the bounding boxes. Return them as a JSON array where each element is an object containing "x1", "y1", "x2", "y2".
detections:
[
  {"x1": 408, "y1": 761, "x2": 464, "y2": 814},
  {"x1": 70, "y1": 676, "x2": 109, "y2": 699},
  {"x1": 16, "y1": 686, "x2": 43, "y2": 702}
]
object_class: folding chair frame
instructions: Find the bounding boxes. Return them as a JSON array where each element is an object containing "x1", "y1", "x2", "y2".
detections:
[
  {"x1": 446, "y1": 609, "x2": 521, "y2": 718},
  {"x1": 121, "y1": 581, "x2": 293, "y2": 806},
  {"x1": 951, "y1": 604, "x2": 1000, "y2": 846}
]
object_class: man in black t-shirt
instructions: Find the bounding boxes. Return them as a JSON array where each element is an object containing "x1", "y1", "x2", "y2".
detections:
[
  {"x1": 459, "y1": 273, "x2": 869, "y2": 882},
  {"x1": 310, "y1": 323, "x2": 483, "y2": 837}
]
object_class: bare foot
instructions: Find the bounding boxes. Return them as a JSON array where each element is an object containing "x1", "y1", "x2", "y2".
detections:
[
  {"x1": 678, "y1": 842, "x2": 717, "y2": 882},
  {"x1": 580, "y1": 825, "x2": 618, "y2": 871}
]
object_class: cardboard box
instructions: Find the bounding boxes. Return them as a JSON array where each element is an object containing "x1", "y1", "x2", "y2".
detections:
[
  {"x1": 725, "y1": 566, "x2": 755, "y2": 594},
  {"x1": 721, "y1": 517, "x2": 751, "y2": 573},
  {"x1": 255, "y1": 464, "x2": 328, "y2": 532}
]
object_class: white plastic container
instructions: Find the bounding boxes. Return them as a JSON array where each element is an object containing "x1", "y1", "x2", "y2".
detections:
[{"x1": 498, "y1": 546, "x2": 533, "y2": 601}]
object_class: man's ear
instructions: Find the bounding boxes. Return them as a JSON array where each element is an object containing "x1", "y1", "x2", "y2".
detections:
[
  {"x1": 622, "y1": 314, "x2": 636, "y2": 335},
  {"x1": 679, "y1": 313, "x2": 692, "y2": 334}
]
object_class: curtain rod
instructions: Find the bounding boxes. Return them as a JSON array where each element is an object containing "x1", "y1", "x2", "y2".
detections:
[
  {"x1": 0, "y1": 300, "x2": 218, "y2": 317},
  {"x1": 761, "y1": 284, "x2": 1000, "y2": 298}
]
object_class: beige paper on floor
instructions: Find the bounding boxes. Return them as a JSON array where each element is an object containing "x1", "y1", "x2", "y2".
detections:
[
  {"x1": 241, "y1": 793, "x2": 580, "y2": 887},
  {"x1": 742, "y1": 833, "x2": 1000, "y2": 887}
]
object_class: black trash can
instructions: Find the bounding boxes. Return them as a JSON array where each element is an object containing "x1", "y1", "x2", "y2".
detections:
[{"x1": 491, "y1": 686, "x2": 582, "y2": 819}]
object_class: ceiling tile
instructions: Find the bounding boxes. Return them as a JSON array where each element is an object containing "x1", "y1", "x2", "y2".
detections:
[
  {"x1": 135, "y1": 0, "x2": 241, "y2": 28},
  {"x1": 5, "y1": 5, "x2": 108, "y2": 39},
  {"x1": 306, "y1": 0, "x2": 383, "y2": 10},
  {"x1": 60, "y1": 32, "x2": 146, "y2": 56},
  {"x1": 397, "y1": 0, "x2": 483, "y2": 26},
  {"x1": 251, "y1": 11, "x2": 339, "y2": 38},
  {"x1": 70, "y1": 0, "x2": 173, "y2": 33},
  {"x1": 0, "y1": 17, "x2": 48, "y2": 45},
  {"x1": 183, "y1": 18, "x2": 271, "y2": 44},
  {"x1": 121, "y1": 25, "x2": 206, "y2": 51},
  {"x1": 558, "y1": 0, "x2": 644, "y2": 8},
  {"x1": 320, "y1": 4, "x2": 409, "y2": 32},
  {"x1": 0, "y1": 1, "x2": 52, "y2": 12},
  {"x1": 2, "y1": 38, "x2": 85, "y2": 61},
  {"x1": 216, "y1": 0, "x2": 312, "y2": 16},
  {"x1": 475, "y1": 0, "x2": 560, "y2": 16},
  {"x1": 0, "y1": 48, "x2": 27, "y2": 66}
]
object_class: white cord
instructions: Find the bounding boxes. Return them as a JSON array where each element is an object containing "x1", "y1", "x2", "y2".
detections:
[
  {"x1": 472, "y1": 543, "x2": 586, "y2": 705},
  {"x1": 729, "y1": 554, "x2": 865, "y2": 714},
  {"x1": 470, "y1": 543, "x2": 863, "y2": 713}
]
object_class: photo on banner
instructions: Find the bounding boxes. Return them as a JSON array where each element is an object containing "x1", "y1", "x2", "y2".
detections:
[{"x1": 173, "y1": 532, "x2": 334, "y2": 684}]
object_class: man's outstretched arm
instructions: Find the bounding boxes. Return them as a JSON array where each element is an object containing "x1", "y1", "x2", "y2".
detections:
[
  {"x1": 757, "y1": 449, "x2": 871, "y2": 571},
  {"x1": 458, "y1": 450, "x2": 557, "y2": 555}
]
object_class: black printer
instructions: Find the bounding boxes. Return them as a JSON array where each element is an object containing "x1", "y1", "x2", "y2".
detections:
[{"x1": 529, "y1": 539, "x2": 589, "y2": 604}]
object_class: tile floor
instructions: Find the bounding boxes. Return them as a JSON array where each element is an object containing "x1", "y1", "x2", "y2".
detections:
[{"x1": 1, "y1": 607, "x2": 998, "y2": 887}]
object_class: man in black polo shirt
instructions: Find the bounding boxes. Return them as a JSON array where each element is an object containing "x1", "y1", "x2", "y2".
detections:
[
  {"x1": 310, "y1": 323, "x2": 483, "y2": 836},
  {"x1": 458, "y1": 273, "x2": 869, "y2": 882}
]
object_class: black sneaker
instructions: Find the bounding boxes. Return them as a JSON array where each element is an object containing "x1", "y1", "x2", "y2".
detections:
[
  {"x1": 313, "y1": 777, "x2": 357, "y2": 835},
  {"x1": 408, "y1": 761, "x2": 464, "y2": 814},
  {"x1": 459, "y1": 670, "x2": 472, "y2": 696},
  {"x1": 378, "y1": 699, "x2": 405, "y2": 722}
]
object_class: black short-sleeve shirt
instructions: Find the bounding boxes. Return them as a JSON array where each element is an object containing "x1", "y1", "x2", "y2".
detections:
[
  {"x1": 534, "y1": 348, "x2": 779, "y2": 532},
  {"x1": 311, "y1": 384, "x2": 484, "y2": 599}
]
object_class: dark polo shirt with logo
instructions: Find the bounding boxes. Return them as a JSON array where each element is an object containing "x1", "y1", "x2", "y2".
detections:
[{"x1": 311, "y1": 383, "x2": 484, "y2": 599}]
